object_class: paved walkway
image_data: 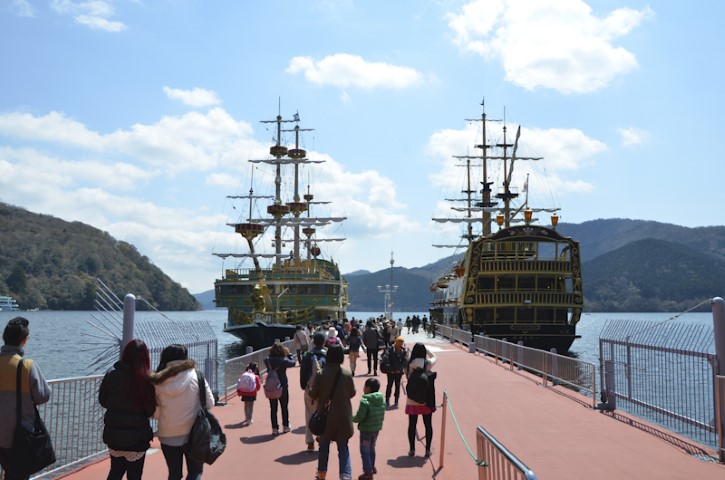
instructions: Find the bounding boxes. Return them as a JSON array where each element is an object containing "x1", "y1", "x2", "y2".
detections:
[{"x1": 60, "y1": 331, "x2": 725, "y2": 479}]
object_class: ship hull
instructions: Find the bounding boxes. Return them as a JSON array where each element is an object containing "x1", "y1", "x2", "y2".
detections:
[
  {"x1": 431, "y1": 225, "x2": 583, "y2": 353},
  {"x1": 224, "y1": 322, "x2": 298, "y2": 350}
]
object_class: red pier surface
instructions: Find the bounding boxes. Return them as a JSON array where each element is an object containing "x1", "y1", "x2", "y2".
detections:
[{"x1": 61, "y1": 332, "x2": 725, "y2": 479}]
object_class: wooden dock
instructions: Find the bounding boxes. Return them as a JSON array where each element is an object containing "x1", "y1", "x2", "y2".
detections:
[{"x1": 60, "y1": 332, "x2": 725, "y2": 479}]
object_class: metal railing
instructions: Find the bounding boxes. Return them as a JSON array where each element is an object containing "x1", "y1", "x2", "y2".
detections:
[
  {"x1": 436, "y1": 325, "x2": 597, "y2": 407},
  {"x1": 474, "y1": 334, "x2": 597, "y2": 407},
  {"x1": 599, "y1": 319, "x2": 719, "y2": 450},
  {"x1": 477, "y1": 426, "x2": 537, "y2": 480},
  {"x1": 222, "y1": 339, "x2": 295, "y2": 402}
]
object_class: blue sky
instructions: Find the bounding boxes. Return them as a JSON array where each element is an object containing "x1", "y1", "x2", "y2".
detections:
[{"x1": 1, "y1": 0, "x2": 723, "y2": 294}]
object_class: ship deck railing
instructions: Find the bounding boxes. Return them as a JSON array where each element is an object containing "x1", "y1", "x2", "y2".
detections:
[
  {"x1": 436, "y1": 325, "x2": 597, "y2": 407},
  {"x1": 467, "y1": 291, "x2": 581, "y2": 308},
  {"x1": 476, "y1": 259, "x2": 574, "y2": 273}
]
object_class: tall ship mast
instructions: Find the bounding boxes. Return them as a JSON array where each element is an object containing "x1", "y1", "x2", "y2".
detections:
[
  {"x1": 213, "y1": 107, "x2": 349, "y2": 350},
  {"x1": 430, "y1": 100, "x2": 583, "y2": 353}
]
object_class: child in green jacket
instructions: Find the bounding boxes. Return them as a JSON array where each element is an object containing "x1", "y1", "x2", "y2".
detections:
[{"x1": 352, "y1": 378, "x2": 385, "y2": 480}]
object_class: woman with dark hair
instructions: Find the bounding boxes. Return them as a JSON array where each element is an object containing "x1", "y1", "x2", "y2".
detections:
[
  {"x1": 405, "y1": 342, "x2": 437, "y2": 458},
  {"x1": 99, "y1": 339, "x2": 156, "y2": 480},
  {"x1": 150, "y1": 344, "x2": 215, "y2": 480},
  {"x1": 309, "y1": 344, "x2": 356, "y2": 480},
  {"x1": 264, "y1": 342, "x2": 296, "y2": 436}
]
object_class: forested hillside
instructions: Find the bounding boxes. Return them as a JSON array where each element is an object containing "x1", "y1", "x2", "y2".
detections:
[
  {"x1": 583, "y1": 238, "x2": 725, "y2": 312},
  {"x1": 0, "y1": 203, "x2": 198, "y2": 311}
]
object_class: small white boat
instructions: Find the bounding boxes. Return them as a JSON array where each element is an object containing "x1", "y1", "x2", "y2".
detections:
[{"x1": 0, "y1": 295, "x2": 20, "y2": 311}]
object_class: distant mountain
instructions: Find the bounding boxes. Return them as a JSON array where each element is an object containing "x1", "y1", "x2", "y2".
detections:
[
  {"x1": 346, "y1": 267, "x2": 432, "y2": 312},
  {"x1": 558, "y1": 219, "x2": 725, "y2": 263},
  {"x1": 0, "y1": 202, "x2": 199, "y2": 311},
  {"x1": 583, "y1": 237, "x2": 725, "y2": 312},
  {"x1": 7, "y1": 199, "x2": 718, "y2": 313},
  {"x1": 200, "y1": 219, "x2": 725, "y2": 313}
]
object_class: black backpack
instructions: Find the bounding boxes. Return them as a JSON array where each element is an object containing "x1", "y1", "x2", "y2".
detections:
[{"x1": 407, "y1": 366, "x2": 433, "y2": 404}]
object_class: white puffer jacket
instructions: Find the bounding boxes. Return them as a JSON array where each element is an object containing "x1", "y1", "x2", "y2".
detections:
[{"x1": 150, "y1": 359, "x2": 215, "y2": 438}]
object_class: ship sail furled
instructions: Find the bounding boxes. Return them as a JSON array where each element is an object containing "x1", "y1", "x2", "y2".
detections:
[
  {"x1": 430, "y1": 100, "x2": 583, "y2": 353},
  {"x1": 213, "y1": 108, "x2": 349, "y2": 349}
]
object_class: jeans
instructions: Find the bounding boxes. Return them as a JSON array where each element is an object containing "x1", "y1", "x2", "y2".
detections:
[
  {"x1": 385, "y1": 373, "x2": 403, "y2": 403},
  {"x1": 318, "y1": 436, "x2": 351, "y2": 480},
  {"x1": 269, "y1": 387, "x2": 290, "y2": 429},
  {"x1": 366, "y1": 349, "x2": 378, "y2": 373},
  {"x1": 408, "y1": 413, "x2": 433, "y2": 452},
  {"x1": 359, "y1": 431, "x2": 378, "y2": 475},
  {"x1": 160, "y1": 443, "x2": 203, "y2": 480},
  {"x1": 108, "y1": 454, "x2": 146, "y2": 480}
]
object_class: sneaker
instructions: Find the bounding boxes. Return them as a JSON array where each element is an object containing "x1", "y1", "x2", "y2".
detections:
[
  {"x1": 358, "y1": 474, "x2": 373, "y2": 480},
  {"x1": 314, "y1": 473, "x2": 327, "y2": 480},
  {"x1": 273, "y1": 428, "x2": 279, "y2": 436},
  {"x1": 408, "y1": 449, "x2": 415, "y2": 457},
  {"x1": 283, "y1": 425, "x2": 291, "y2": 433},
  {"x1": 249, "y1": 419, "x2": 254, "y2": 424},
  {"x1": 307, "y1": 442, "x2": 315, "y2": 452},
  {"x1": 372, "y1": 467, "x2": 377, "y2": 474},
  {"x1": 424, "y1": 449, "x2": 432, "y2": 458}
]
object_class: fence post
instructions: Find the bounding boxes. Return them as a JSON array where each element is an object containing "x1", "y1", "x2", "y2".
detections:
[
  {"x1": 550, "y1": 348, "x2": 558, "y2": 386},
  {"x1": 121, "y1": 294, "x2": 136, "y2": 355},
  {"x1": 517, "y1": 341, "x2": 524, "y2": 370},
  {"x1": 439, "y1": 390, "x2": 448, "y2": 470},
  {"x1": 712, "y1": 297, "x2": 725, "y2": 460}
]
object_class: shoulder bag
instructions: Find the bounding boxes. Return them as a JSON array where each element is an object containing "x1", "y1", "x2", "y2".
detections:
[
  {"x1": 188, "y1": 370, "x2": 227, "y2": 464},
  {"x1": 308, "y1": 368, "x2": 342, "y2": 436},
  {"x1": 8, "y1": 359, "x2": 56, "y2": 475}
]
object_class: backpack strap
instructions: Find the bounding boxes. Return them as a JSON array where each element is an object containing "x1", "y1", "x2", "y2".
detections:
[
  {"x1": 16, "y1": 359, "x2": 24, "y2": 424},
  {"x1": 195, "y1": 369, "x2": 207, "y2": 409}
]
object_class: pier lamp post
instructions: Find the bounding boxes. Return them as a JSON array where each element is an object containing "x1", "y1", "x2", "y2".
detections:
[{"x1": 377, "y1": 252, "x2": 398, "y2": 321}]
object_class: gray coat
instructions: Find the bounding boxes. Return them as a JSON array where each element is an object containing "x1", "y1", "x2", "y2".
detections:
[{"x1": 309, "y1": 363, "x2": 356, "y2": 443}]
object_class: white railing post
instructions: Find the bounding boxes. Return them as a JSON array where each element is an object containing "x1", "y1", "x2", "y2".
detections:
[{"x1": 121, "y1": 294, "x2": 136, "y2": 355}]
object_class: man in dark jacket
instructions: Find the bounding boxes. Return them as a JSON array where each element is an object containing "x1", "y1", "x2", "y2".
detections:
[
  {"x1": 0, "y1": 317, "x2": 52, "y2": 480},
  {"x1": 361, "y1": 322, "x2": 382, "y2": 375}
]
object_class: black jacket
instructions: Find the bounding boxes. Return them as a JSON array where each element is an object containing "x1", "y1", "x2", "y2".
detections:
[{"x1": 99, "y1": 361, "x2": 156, "y2": 451}]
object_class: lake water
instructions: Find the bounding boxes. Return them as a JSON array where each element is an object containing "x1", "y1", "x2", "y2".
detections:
[{"x1": 0, "y1": 309, "x2": 715, "y2": 381}]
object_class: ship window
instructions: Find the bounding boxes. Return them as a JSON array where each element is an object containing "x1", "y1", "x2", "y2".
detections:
[
  {"x1": 518, "y1": 277, "x2": 535, "y2": 290},
  {"x1": 497, "y1": 275, "x2": 515, "y2": 291},
  {"x1": 537, "y1": 242, "x2": 557, "y2": 260},
  {"x1": 477, "y1": 277, "x2": 495, "y2": 291},
  {"x1": 538, "y1": 277, "x2": 554, "y2": 290}
]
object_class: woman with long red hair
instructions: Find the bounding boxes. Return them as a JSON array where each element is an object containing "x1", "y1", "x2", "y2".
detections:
[{"x1": 99, "y1": 339, "x2": 156, "y2": 480}]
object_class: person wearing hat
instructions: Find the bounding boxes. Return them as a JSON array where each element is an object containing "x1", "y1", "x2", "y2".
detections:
[
  {"x1": 326, "y1": 327, "x2": 339, "y2": 347},
  {"x1": 380, "y1": 336, "x2": 408, "y2": 407}
]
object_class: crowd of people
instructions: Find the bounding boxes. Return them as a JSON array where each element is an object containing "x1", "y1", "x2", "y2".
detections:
[{"x1": 0, "y1": 315, "x2": 438, "y2": 480}]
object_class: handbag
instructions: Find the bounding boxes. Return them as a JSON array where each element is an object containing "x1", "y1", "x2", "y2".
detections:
[
  {"x1": 188, "y1": 370, "x2": 227, "y2": 465},
  {"x1": 308, "y1": 368, "x2": 342, "y2": 436},
  {"x1": 9, "y1": 360, "x2": 56, "y2": 475}
]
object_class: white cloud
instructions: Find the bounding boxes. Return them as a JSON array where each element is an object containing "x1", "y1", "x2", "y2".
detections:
[
  {"x1": 446, "y1": 0, "x2": 653, "y2": 93},
  {"x1": 618, "y1": 126, "x2": 649, "y2": 146},
  {"x1": 0, "y1": 105, "x2": 419, "y2": 291},
  {"x1": 50, "y1": 0, "x2": 127, "y2": 32},
  {"x1": 0, "y1": 108, "x2": 258, "y2": 173},
  {"x1": 163, "y1": 86, "x2": 222, "y2": 108},
  {"x1": 426, "y1": 122, "x2": 603, "y2": 194},
  {"x1": 10, "y1": 0, "x2": 35, "y2": 17},
  {"x1": 287, "y1": 54, "x2": 425, "y2": 89}
]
